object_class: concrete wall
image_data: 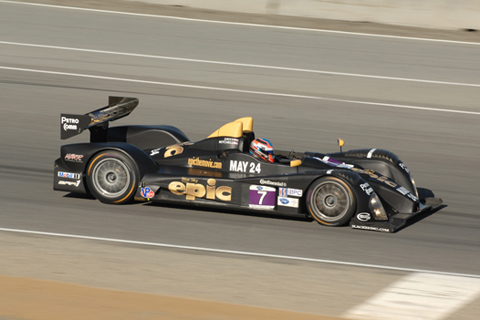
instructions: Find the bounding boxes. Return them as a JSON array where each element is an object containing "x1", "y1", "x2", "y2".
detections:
[{"x1": 130, "y1": 0, "x2": 480, "y2": 30}]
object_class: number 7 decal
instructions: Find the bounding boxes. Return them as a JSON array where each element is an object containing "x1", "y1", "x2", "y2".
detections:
[
  {"x1": 257, "y1": 190, "x2": 267, "y2": 204},
  {"x1": 249, "y1": 185, "x2": 275, "y2": 210}
]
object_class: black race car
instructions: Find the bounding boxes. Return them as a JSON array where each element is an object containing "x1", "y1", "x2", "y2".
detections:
[{"x1": 54, "y1": 97, "x2": 443, "y2": 232}]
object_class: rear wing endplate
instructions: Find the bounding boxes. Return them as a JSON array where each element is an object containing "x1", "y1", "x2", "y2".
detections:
[{"x1": 60, "y1": 96, "x2": 138, "y2": 141}]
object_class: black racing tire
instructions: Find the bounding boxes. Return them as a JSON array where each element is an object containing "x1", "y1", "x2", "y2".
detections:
[
  {"x1": 306, "y1": 176, "x2": 356, "y2": 226},
  {"x1": 86, "y1": 150, "x2": 139, "y2": 204}
]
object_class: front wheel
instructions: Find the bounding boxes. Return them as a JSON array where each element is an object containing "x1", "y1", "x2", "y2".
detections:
[
  {"x1": 86, "y1": 151, "x2": 139, "y2": 204},
  {"x1": 307, "y1": 176, "x2": 356, "y2": 226}
]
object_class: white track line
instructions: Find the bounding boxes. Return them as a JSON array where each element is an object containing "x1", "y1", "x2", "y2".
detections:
[
  {"x1": 1, "y1": 227, "x2": 479, "y2": 279},
  {"x1": 1, "y1": 41, "x2": 479, "y2": 88},
  {"x1": 2, "y1": 65, "x2": 480, "y2": 116},
  {"x1": 343, "y1": 272, "x2": 480, "y2": 320},
  {"x1": 1, "y1": 0, "x2": 480, "y2": 46}
]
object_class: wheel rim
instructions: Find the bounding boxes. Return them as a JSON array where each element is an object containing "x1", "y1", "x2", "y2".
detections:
[
  {"x1": 310, "y1": 180, "x2": 352, "y2": 222},
  {"x1": 92, "y1": 158, "x2": 131, "y2": 199}
]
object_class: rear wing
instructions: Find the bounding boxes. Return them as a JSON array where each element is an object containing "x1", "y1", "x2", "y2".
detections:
[{"x1": 60, "y1": 96, "x2": 138, "y2": 141}]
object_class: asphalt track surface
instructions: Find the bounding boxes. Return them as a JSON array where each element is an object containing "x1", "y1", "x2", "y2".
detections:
[{"x1": 1, "y1": 1, "x2": 480, "y2": 318}]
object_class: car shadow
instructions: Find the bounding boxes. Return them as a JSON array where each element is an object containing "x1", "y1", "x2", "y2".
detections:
[
  {"x1": 143, "y1": 201, "x2": 314, "y2": 224},
  {"x1": 62, "y1": 193, "x2": 96, "y2": 200},
  {"x1": 61, "y1": 193, "x2": 313, "y2": 221},
  {"x1": 61, "y1": 193, "x2": 137, "y2": 205}
]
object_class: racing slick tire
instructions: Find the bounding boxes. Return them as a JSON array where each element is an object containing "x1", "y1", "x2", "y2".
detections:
[
  {"x1": 307, "y1": 176, "x2": 356, "y2": 226},
  {"x1": 86, "y1": 150, "x2": 139, "y2": 204}
]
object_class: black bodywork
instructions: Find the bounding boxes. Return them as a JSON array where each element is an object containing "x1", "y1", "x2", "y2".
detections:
[{"x1": 54, "y1": 97, "x2": 443, "y2": 233}]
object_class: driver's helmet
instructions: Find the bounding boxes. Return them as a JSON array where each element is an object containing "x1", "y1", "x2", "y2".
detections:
[{"x1": 249, "y1": 138, "x2": 274, "y2": 163}]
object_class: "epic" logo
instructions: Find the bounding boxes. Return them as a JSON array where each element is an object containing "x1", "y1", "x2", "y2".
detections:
[{"x1": 168, "y1": 178, "x2": 231, "y2": 201}]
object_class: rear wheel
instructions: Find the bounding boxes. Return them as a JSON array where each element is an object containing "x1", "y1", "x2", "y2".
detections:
[
  {"x1": 86, "y1": 151, "x2": 138, "y2": 204},
  {"x1": 307, "y1": 176, "x2": 356, "y2": 226}
]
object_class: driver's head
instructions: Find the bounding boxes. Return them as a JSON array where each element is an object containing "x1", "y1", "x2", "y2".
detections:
[{"x1": 249, "y1": 138, "x2": 274, "y2": 163}]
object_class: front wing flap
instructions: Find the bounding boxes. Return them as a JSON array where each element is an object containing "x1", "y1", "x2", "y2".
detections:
[{"x1": 350, "y1": 197, "x2": 444, "y2": 233}]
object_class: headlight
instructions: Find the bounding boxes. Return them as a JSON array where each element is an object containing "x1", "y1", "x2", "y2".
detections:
[{"x1": 369, "y1": 193, "x2": 388, "y2": 220}]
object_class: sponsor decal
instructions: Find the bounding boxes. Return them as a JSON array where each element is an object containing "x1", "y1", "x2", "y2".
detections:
[
  {"x1": 314, "y1": 156, "x2": 353, "y2": 169},
  {"x1": 188, "y1": 157, "x2": 222, "y2": 169},
  {"x1": 351, "y1": 224, "x2": 390, "y2": 232},
  {"x1": 168, "y1": 178, "x2": 231, "y2": 201},
  {"x1": 219, "y1": 138, "x2": 239, "y2": 145},
  {"x1": 259, "y1": 179, "x2": 286, "y2": 187},
  {"x1": 230, "y1": 160, "x2": 261, "y2": 173},
  {"x1": 141, "y1": 187, "x2": 155, "y2": 198},
  {"x1": 409, "y1": 194, "x2": 418, "y2": 202},
  {"x1": 58, "y1": 171, "x2": 81, "y2": 179},
  {"x1": 60, "y1": 114, "x2": 91, "y2": 139},
  {"x1": 351, "y1": 168, "x2": 397, "y2": 188},
  {"x1": 187, "y1": 168, "x2": 222, "y2": 177},
  {"x1": 277, "y1": 197, "x2": 299, "y2": 208},
  {"x1": 355, "y1": 169, "x2": 417, "y2": 201},
  {"x1": 279, "y1": 187, "x2": 303, "y2": 197},
  {"x1": 150, "y1": 148, "x2": 161, "y2": 156},
  {"x1": 64, "y1": 153, "x2": 84, "y2": 163},
  {"x1": 58, "y1": 180, "x2": 81, "y2": 187},
  {"x1": 359, "y1": 183, "x2": 374, "y2": 196},
  {"x1": 399, "y1": 162, "x2": 410, "y2": 174},
  {"x1": 356, "y1": 212, "x2": 371, "y2": 222},
  {"x1": 396, "y1": 186, "x2": 409, "y2": 195},
  {"x1": 61, "y1": 116, "x2": 80, "y2": 131},
  {"x1": 396, "y1": 186, "x2": 418, "y2": 202},
  {"x1": 154, "y1": 142, "x2": 193, "y2": 158},
  {"x1": 249, "y1": 185, "x2": 275, "y2": 210},
  {"x1": 164, "y1": 144, "x2": 184, "y2": 158}
]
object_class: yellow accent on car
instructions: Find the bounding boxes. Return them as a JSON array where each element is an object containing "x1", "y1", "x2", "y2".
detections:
[
  {"x1": 207, "y1": 117, "x2": 253, "y2": 138},
  {"x1": 233, "y1": 117, "x2": 253, "y2": 133},
  {"x1": 290, "y1": 159, "x2": 302, "y2": 167},
  {"x1": 207, "y1": 121, "x2": 244, "y2": 138}
]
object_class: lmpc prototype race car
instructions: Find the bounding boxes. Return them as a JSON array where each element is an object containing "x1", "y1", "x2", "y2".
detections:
[{"x1": 54, "y1": 97, "x2": 443, "y2": 233}]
